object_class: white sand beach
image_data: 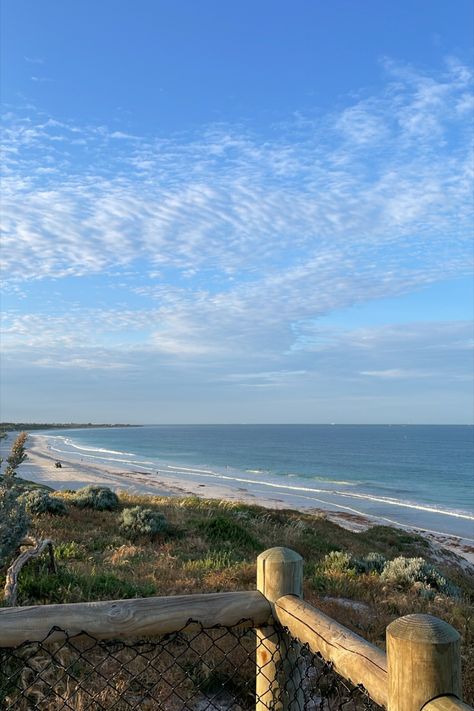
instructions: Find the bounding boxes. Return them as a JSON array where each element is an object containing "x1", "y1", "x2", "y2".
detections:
[{"x1": 2, "y1": 432, "x2": 473, "y2": 569}]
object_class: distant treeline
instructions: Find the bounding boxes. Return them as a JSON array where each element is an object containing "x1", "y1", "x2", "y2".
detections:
[{"x1": 0, "y1": 423, "x2": 140, "y2": 433}]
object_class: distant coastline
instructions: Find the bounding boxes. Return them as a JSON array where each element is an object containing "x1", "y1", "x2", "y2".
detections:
[{"x1": 0, "y1": 422, "x2": 141, "y2": 432}]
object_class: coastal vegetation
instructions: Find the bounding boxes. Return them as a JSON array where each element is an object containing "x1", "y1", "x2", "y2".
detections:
[
  {"x1": 0, "y1": 482, "x2": 472, "y2": 701},
  {"x1": 71, "y1": 485, "x2": 120, "y2": 511},
  {"x1": 0, "y1": 433, "x2": 30, "y2": 571},
  {"x1": 0, "y1": 422, "x2": 139, "y2": 433}
]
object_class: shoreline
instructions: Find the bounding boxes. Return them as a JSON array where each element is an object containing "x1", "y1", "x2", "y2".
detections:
[{"x1": 2, "y1": 433, "x2": 473, "y2": 569}]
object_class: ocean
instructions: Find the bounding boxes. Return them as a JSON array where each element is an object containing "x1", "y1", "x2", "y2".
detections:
[{"x1": 42, "y1": 424, "x2": 474, "y2": 540}]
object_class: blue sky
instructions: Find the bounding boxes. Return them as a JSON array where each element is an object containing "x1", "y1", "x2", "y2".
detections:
[{"x1": 1, "y1": 0, "x2": 473, "y2": 424}]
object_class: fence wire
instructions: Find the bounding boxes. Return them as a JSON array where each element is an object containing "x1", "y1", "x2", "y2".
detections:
[{"x1": 0, "y1": 620, "x2": 384, "y2": 711}]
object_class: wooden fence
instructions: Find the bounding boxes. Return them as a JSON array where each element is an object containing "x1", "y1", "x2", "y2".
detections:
[{"x1": 0, "y1": 546, "x2": 471, "y2": 711}]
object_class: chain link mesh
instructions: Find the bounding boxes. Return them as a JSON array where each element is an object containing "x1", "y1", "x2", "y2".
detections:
[{"x1": 0, "y1": 620, "x2": 384, "y2": 710}]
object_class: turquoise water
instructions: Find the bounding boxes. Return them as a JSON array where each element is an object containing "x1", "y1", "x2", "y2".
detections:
[{"x1": 43, "y1": 425, "x2": 474, "y2": 540}]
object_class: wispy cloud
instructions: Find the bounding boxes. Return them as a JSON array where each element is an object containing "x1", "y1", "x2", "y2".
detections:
[
  {"x1": 2, "y1": 58, "x2": 472, "y2": 290},
  {"x1": 24, "y1": 56, "x2": 44, "y2": 64},
  {"x1": 360, "y1": 369, "x2": 433, "y2": 379},
  {"x1": 1, "y1": 58, "x2": 473, "y2": 416}
]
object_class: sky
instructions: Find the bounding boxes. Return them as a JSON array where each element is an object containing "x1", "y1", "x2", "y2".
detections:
[{"x1": 1, "y1": 0, "x2": 473, "y2": 425}]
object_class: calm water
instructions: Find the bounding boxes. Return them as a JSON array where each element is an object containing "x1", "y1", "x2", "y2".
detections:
[{"x1": 43, "y1": 425, "x2": 474, "y2": 540}]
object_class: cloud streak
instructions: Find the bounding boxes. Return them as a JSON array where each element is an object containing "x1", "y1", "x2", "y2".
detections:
[
  {"x1": 2, "y1": 58, "x2": 472, "y2": 287},
  {"x1": 1, "y1": 57, "x2": 473, "y2": 423}
]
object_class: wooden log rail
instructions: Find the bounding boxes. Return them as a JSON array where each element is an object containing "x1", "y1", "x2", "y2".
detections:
[
  {"x1": 424, "y1": 698, "x2": 474, "y2": 711},
  {"x1": 273, "y1": 594, "x2": 388, "y2": 709},
  {"x1": 254, "y1": 548, "x2": 472, "y2": 711},
  {"x1": 0, "y1": 545, "x2": 472, "y2": 711},
  {"x1": 0, "y1": 590, "x2": 271, "y2": 646}
]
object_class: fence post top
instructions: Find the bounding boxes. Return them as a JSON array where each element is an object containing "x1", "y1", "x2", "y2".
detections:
[
  {"x1": 387, "y1": 613, "x2": 460, "y2": 644},
  {"x1": 257, "y1": 547, "x2": 303, "y2": 563}
]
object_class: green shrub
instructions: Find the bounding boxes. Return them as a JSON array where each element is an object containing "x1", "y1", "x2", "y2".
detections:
[
  {"x1": 120, "y1": 506, "x2": 168, "y2": 539},
  {"x1": 72, "y1": 486, "x2": 119, "y2": 511},
  {"x1": 17, "y1": 562, "x2": 156, "y2": 604},
  {"x1": 381, "y1": 556, "x2": 459, "y2": 596},
  {"x1": 20, "y1": 490, "x2": 67, "y2": 516},
  {"x1": 354, "y1": 552, "x2": 386, "y2": 575},
  {"x1": 54, "y1": 541, "x2": 85, "y2": 560},
  {"x1": 199, "y1": 515, "x2": 259, "y2": 550},
  {"x1": 321, "y1": 550, "x2": 354, "y2": 574},
  {"x1": 183, "y1": 549, "x2": 236, "y2": 572}
]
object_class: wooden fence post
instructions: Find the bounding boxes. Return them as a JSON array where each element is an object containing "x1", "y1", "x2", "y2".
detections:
[
  {"x1": 387, "y1": 613, "x2": 462, "y2": 711},
  {"x1": 256, "y1": 547, "x2": 303, "y2": 710}
]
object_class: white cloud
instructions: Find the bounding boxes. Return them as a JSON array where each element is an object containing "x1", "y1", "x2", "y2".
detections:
[
  {"x1": 360, "y1": 369, "x2": 432, "y2": 379},
  {"x1": 24, "y1": 56, "x2": 44, "y2": 64},
  {"x1": 2, "y1": 57, "x2": 472, "y2": 291},
  {"x1": 0, "y1": 58, "x2": 472, "y2": 420}
]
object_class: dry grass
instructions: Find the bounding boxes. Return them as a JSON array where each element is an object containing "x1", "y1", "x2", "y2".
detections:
[{"x1": 1, "y1": 489, "x2": 473, "y2": 703}]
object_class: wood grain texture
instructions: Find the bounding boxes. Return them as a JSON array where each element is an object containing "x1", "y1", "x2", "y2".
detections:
[
  {"x1": 387, "y1": 614, "x2": 462, "y2": 711},
  {"x1": 4, "y1": 539, "x2": 55, "y2": 607},
  {"x1": 424, "y1": 696, "x2": 473, "y2": 711},
  {"x1": 274, "y1": 594, "x2": 388, "y2": 709},
  {"x1": 0, "y1": 590, "x2": 271, "y2": 647},
  {"x1": 256, "y1": 547, "x2": 304, "y2": 711}
]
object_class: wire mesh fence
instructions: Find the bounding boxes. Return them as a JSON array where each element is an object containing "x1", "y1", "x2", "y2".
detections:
[{"x1": 0, "y1": 620, "x2": 384, "y2": 711}]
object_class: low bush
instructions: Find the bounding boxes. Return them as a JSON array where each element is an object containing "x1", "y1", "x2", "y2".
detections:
[
  {"x1": 199, "y1": 515, "x2": 259, "y2": 550},
  {"x1": 380, "y1": 556, "x2": 459, "y2": 597},
  {"x1": 72, "y1": 486, "x2": 119, "y2": 511},
  {"x1": 183, "y1": 549, "x2": 236, "y2": 573},
  {"x1": 355, "y1": 552, "x2": 386, "y2": 575},
  {"x1": 20, "y1": 490, "x2": 67, "y2": 516},
  {"x1": 120, "y1": 506, "x2": 168, "y2": 539},
  {"x1": 54, "y1": 541, "x2": 85, "y2": 560},
  {"x1": 321, "y1": 550, "x2": 355, "y2": 574}
]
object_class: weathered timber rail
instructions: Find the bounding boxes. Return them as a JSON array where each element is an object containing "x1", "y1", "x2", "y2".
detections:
[
  {"x1": 274, "y1": 594, "x2": 388, "y2": 708},
  {"x1": 0, "y1": 590, "x2": 270, "y2": 645},
  {"x1": 0, "y1": 546, "x2": 471, "y2": 711}
]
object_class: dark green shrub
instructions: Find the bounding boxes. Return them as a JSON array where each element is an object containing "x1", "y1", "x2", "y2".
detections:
[
  {"x1": 354, "y1": 552, "x2": 386, "y2": 574},
  {"x1": 120, "y1": 506, "x2": 168, "y2": 539},
  {"x1": 199, "y1": 515, "x2": 259, "y2": 550},
  {"x1": 20, "y1": 490, "x2": 67, "y2": 516},
  {"x1": 72, "y1": 486, "x2": 119, "y2": 511}
]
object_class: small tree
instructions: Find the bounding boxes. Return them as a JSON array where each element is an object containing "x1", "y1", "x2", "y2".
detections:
[
  {"x1": 0, "y1": 433, "x2": 30, "y2": 570},
  {"x1": 3, "y1": 431, "x2": 28, "y2": 489},
  {"x1": 7, "y1": 431, "x2": 28, "y2": 468},
  {"x1": 0, "y1": 488, "x2": 29, "y2": 569}
]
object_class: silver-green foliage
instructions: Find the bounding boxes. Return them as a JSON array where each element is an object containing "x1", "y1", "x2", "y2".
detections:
[
  {"x1": 0, "y1": 487, "x2": 29, "y2": 569},
  {"x1": 73, "y1": 486, "x2": 119, "y2": 511},
  {"x1": 322, "y1": 550, "x2": 355, "y2": 574},
  {"x1": 20, "y1": 489, "x2": 67, "y2": 516},
  {"x1": 380, "y1": 556, "x2": 459, "y2": 597},
  {"x1": 321, "y1": 549, "x2": 458, "y2": 598},
  {"x1": 120, "y1": 506, "x2": 168, "y2": 539},
  {"x1": 322, "y1": 551, "x2": 386, "y2": 575},
  {"x1": 0, "y1": 432, "x2": 30, "y2": 570}
]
